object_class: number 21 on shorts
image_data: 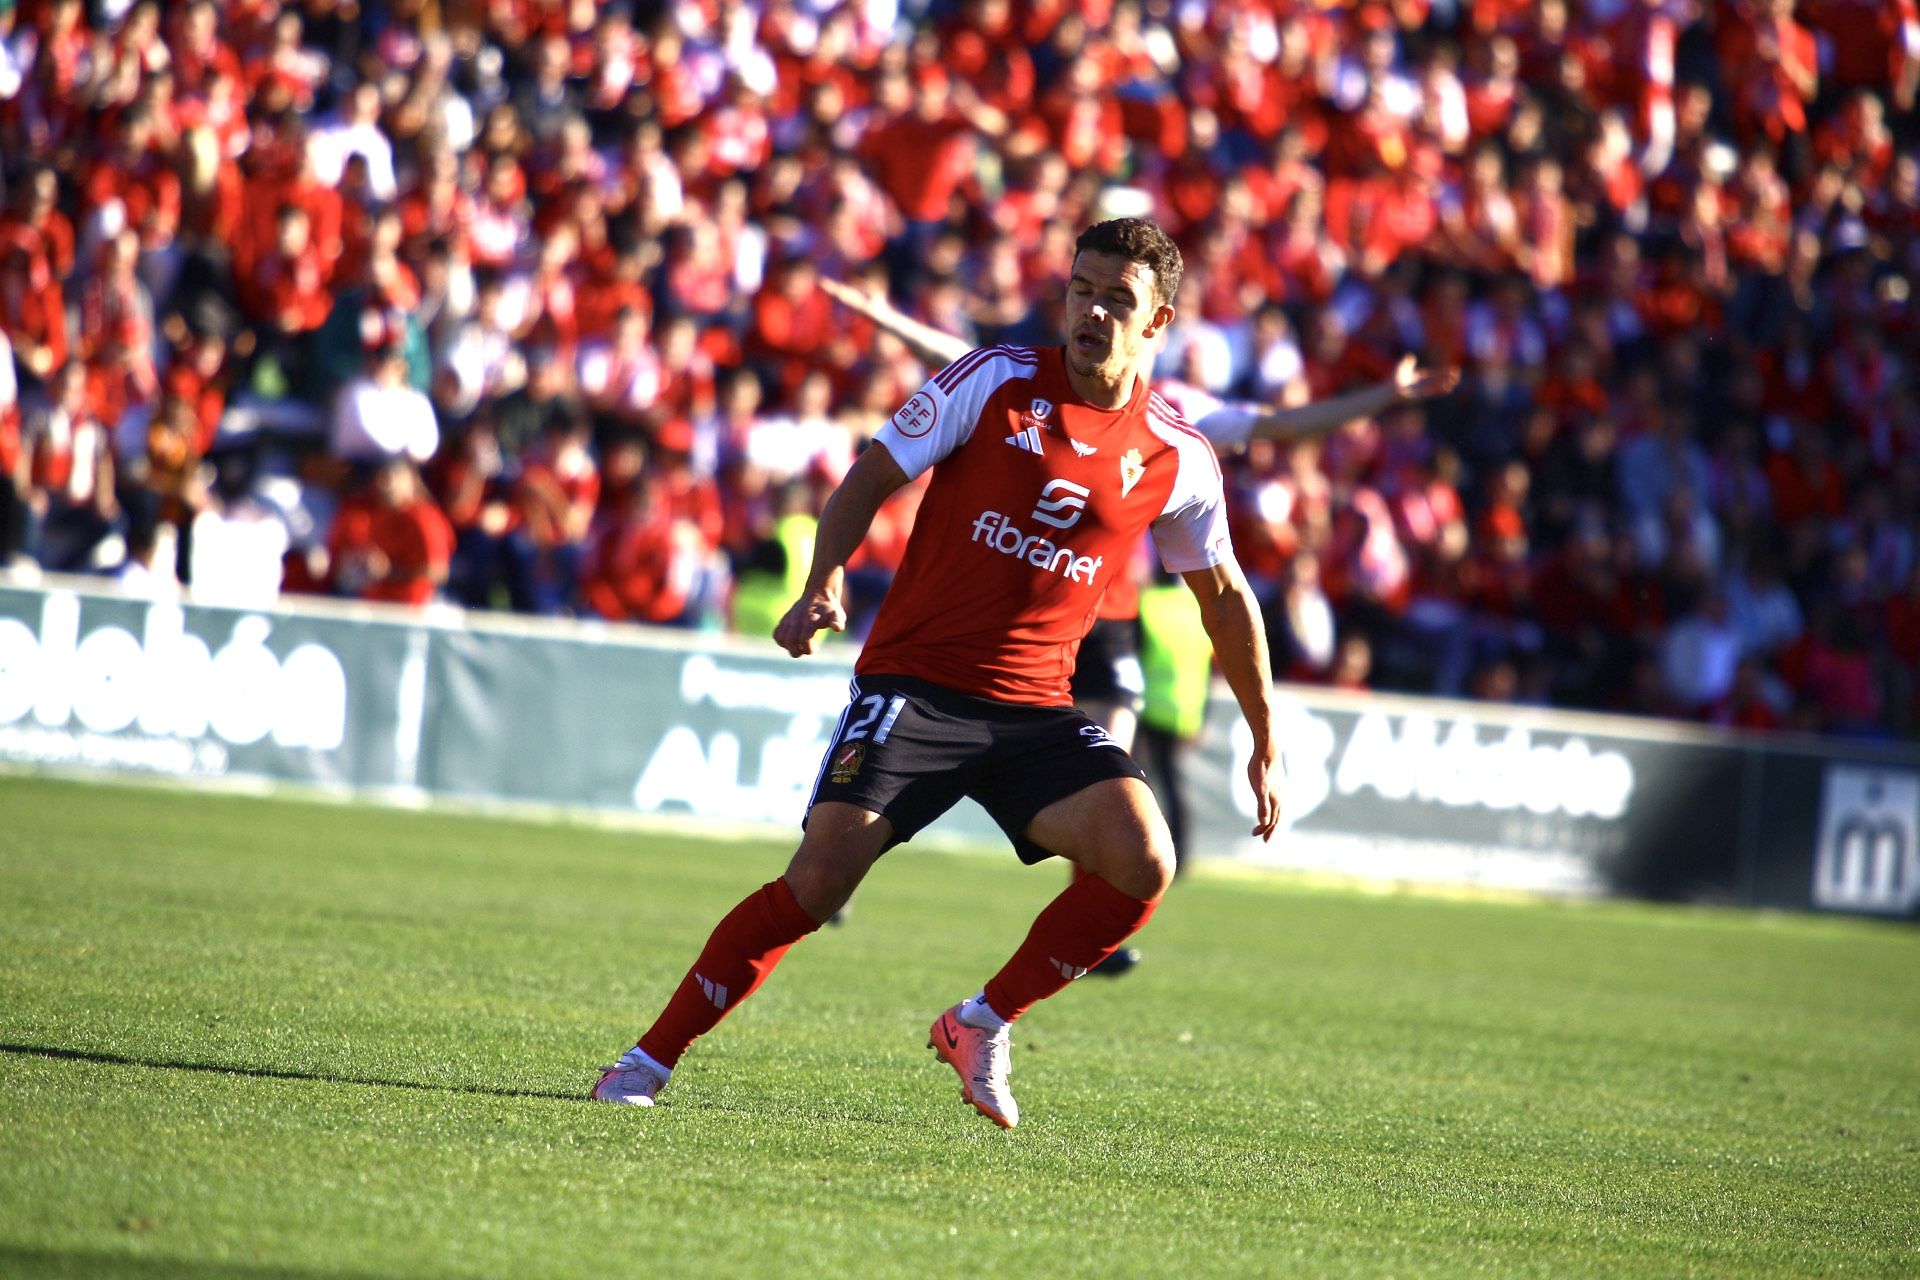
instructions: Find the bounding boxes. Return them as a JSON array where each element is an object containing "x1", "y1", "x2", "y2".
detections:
[
  {"x1": 841, "y1": 692, "x2": 906, "y2": 746},
  {"x1": 827, "y1": 691, "x2": 906, "y2": 784}
]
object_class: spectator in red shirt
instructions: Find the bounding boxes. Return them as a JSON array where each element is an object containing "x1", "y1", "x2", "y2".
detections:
[
  {"x1": 0, "y1": 244, "x2": 69, "y2": 385},
  {"x1": 167, "y1": 0, "x2": 241, "y2": 100},
  {"x1": 747, "y1": 253, "x2": 835, "y2": 400},
  {"x1": 508, "y1": 414, "x2": 600, "y2": 615},
  {"x1": 577, "y1": 305, "x2": 662, "y2": 434},
  {"x1": 581, "y1": 472, "x2": 700, "y2": 626},
  {"x1": 246, "y1": 204, "x2": 332, "y2": 337},
  {"x1": 22, "y1": 361, "x2": 120, "y2": 573},
  {"x1": 428, "y1": 414, "x2": 515, "y2": 610},
  {"x1": 76, "y1": 229, "x2": 156, "y2": 387},
  {"x1": 0, "y1": 167, "x2": 77, "y2": 283},
  {"x1": 160, "y1": 328, "x2": 234, "y2": 457},
  {"x1": 325, "y1": 456, "x2": 455, "y2": 608},
  {"x1": 1723, "y1": 0, "x2": 1819, "y2": 148},
  {"x1": 81, "y1": 103, "x2": 181, "y2": 256},
  {"x1": 860, "y1": 66, "x2": 979, "y2": 286}
]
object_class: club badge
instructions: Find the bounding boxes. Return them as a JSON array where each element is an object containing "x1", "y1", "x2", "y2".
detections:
[
  {"x1": 828, "y1": 741, "x2": 866, "y2": 784},
  {"x1": 1119, "y1": 448, "x2": 1144, "y2": 496}
]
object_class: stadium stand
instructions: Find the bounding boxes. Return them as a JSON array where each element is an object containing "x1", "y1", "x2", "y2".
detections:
[{"x1": 0, "y1": 0, "x2": 1916, "y2": 739}]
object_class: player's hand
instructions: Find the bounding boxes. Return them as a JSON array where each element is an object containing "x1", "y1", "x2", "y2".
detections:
[
  {"x1": 818, "y1": 275, "x2": 885, "y2": 319},
  {"x1": 1392, "y1": 354, "x2": 1460, "y2": 403},
  {"x1": 1247, "y1": 736, "x2": 1283, "y2": 841},
  {"x1": 773, "y1": 587, "x2": 848, "y2": 658}
]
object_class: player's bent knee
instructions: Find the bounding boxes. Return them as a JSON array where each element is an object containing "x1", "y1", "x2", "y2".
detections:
[
  {"x1": 1098, "y1": 841, "x2": 1175, "y2": 901},
  {"x1": 1027, "y1": 778, "x2": 1176, "y2": 900}
]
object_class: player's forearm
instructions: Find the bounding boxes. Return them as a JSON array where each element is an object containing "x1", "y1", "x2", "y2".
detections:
[
  {"x1": 871, "y1": 307, "x2": 971, "y2": 370},
  {"x1": 800, "y1": 447, "x2": 908, "y2": 594},
  {"x1": 1195, "y1": 572, "x2": 1277, "y2": 748},
  {"x1": 1250, "y1": 380, "x2": 1397, "y2": 442},
  {"x1": 822, "y1": 278, "x2": 971, "y2": 369},
  {"x1": 799, "y1": 493, "x2": 872, "y2": 598}
]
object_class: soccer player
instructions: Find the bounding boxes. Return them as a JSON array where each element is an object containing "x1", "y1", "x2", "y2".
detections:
[
  {"x1": 592, "y1": 218, "x2": 1281, "y2": 1127},
  {"x1": 814, "y1": 273, "x2": 1458, "y2": 973}
]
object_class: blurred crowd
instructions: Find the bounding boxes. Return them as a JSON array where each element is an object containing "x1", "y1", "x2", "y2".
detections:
[{"x1": 1, "y1": 0, "x2": 1917, "y2": 740}]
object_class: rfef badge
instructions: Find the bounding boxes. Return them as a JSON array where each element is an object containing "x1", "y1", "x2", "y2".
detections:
[{"x1": 829, "y1": 741, "x2": 866, "y2": 784}]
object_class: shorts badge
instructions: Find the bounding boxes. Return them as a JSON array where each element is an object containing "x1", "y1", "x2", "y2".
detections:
[
  {"x1": 828, "y1": 741, "x2": 867, "y2": 784},
  {"x1": 1119, "y1": 448, "x2": 1144, "y2": 496}
]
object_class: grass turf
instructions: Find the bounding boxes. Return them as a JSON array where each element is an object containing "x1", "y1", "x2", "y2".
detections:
[{"x1": 0, "y1": 773, "x2": 1915, "y2": 1279}]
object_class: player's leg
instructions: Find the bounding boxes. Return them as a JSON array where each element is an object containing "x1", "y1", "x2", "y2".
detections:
[
  {"x1": 980, "y1": 776, "x2": 1172, "y2": 1016},
  {"x1": 931, "y1": 710, "x2": 1171, "y2": 1127},
  {"x1": 1068, "y1": 616, "x2": 1148, "y2": 976},
  {"x1": 779, "y1": 802, "x2": 895, "y2": 920},
  {"x1": 638, "y1": 804, "x2": 891, "y2": 1058},
  {"x1": 932, "y1": 779, "x2": 1170, "y2": 1128},
  {"x1": 1061, "y1": 739, "x2": 1147, "y2": 976},
  {"x1": 597, "y1": 675, "x2": 971, "y2": 1107},
  {"x1": 593, "y1": 804, "x2": 892, "y2": 1106}
]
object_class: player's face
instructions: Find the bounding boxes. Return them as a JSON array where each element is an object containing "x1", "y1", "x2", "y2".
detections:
[{"x1": 1064, "y1": 250, "x2": 1172, "y2": 389}]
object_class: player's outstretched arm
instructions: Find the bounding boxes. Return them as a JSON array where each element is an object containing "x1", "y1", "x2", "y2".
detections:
[
  {"x1": 818, "y1": 276, "x2": 973, "y2": 370},
  {"x1": 1244, "y1": 355, "x2": 1460, "y2": 443},
  {"x1": 1179, "y1": 555, "x2": 1283, "y2": 840},
  {"x1": 773, "y1": 442, "x2": 911, "y2": 658}
]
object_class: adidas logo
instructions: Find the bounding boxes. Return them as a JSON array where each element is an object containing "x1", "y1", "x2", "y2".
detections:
[
  {"x1": 1005, "y1": 425, "x2": 1044, "y2": 454},
  {"x1": 696, "y1": 972, "x2": 729, "y2": 1010},
  {"x1": 1069, "y1": 439, "x2": 1098, "y2": 457},
  {"x1": 1049, "y1": 957, "x2": 1090, "y2": 981}
]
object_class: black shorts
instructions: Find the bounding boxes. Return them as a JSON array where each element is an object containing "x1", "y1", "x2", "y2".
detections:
[
  {"x1": 1069, "y1": 616, "x2": 1145, "y2": 711},
  {"x1": 807, "y1": 673, "x2": 1148, "y2": 864}
]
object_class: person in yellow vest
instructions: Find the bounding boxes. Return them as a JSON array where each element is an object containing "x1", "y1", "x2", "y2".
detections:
[
  {"x1": 729, "y1": 491, "x2": 818, "y2": 638},
  {"x1": 1136, "y1": 567, "x2": 1216, "y2": 873}
]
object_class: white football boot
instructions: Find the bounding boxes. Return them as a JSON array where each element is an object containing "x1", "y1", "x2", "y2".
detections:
[
  {"x1": 928, "y1": 1004, "x2": 1019, "y2": 1128},
  {"x1": 591, "y1": 1046, "x2": 670, "y2": 1107}
]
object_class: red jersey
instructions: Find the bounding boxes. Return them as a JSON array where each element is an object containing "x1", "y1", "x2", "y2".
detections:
[{"x1": 858, "y1": 346, "x2": 1229, "y2": 705}]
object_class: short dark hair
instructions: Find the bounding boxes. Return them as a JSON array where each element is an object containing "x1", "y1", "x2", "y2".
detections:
[{"x1": 1074, "y1": 218, "x2": 1183, "y2": 308}]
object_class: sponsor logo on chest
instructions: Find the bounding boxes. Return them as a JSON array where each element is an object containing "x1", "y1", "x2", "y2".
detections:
[{"x1": 969, "y1": 474, "x2": 1105, "y2": 585}]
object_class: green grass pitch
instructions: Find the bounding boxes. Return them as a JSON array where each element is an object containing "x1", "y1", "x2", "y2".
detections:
[{"x1": 1, "y1": 773, "x2": 1915, "y2": 1279}]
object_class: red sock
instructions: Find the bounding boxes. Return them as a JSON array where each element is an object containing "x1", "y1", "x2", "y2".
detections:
[
  {"x1": 637, "y1": 878, "x2": 820, "y2": 1068},
  {"x1": 982, "y1": 875, "x2": 1159, "y2": 1022}
]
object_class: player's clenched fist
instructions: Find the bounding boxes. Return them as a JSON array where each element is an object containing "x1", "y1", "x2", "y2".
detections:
[{"x1": 773, "y1": 589, "x2": 847, "y2": 657}]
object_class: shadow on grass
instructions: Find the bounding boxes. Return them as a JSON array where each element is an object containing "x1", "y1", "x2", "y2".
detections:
[
  {"x1": 0, "y1": 1042, "x2": 583, "y2": 1103},
  {"x1": 0, "y1": 1244, "x2": 386, "y2": 1280}
]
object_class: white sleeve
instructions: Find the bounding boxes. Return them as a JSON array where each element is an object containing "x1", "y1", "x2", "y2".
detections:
[
  {"x1": 871, "y1": 347, "x2": 1036, "y2": 480},
  {"x1": 1148, "y1": 430, "x2": 1232, "y2": 574},
  {"x1": 1157, "y1": 378, "x2": 1262, "y2": 450},
  {"x1": 1190, "y1": 400, "x2": 1265, "y2": 449}
]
